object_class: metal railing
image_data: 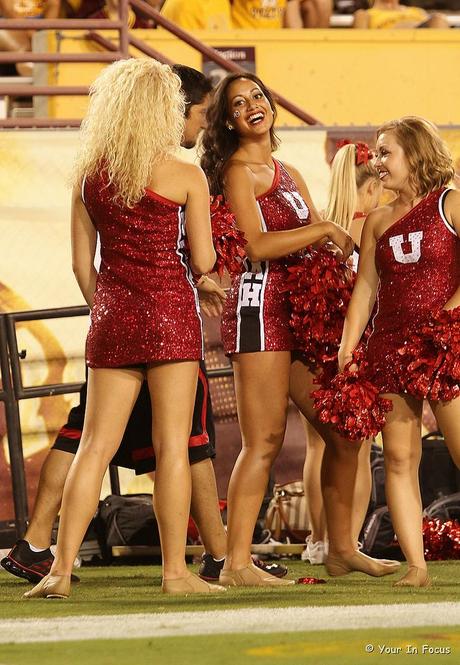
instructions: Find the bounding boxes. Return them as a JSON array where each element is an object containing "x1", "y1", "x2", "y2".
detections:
[
  {"x1": 1, "y1": 305, "x2": 234, "y2": 540},
  {"x1": 0, "y1": 315, "x2": 27, "y2": 537},
  {"x1": 0, "y1": 0, "x2": 321, "y2": 128}
]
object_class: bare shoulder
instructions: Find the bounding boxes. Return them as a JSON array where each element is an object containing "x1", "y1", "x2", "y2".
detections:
[
  {"x1": 223, "y1": 160, "x2": 256, "y2": 189},
  {"x1": 363, "y1": 205, "x2": 392, "y2": 238},
  {"x1": 444, "y1": 188, "x2": 460, "y2": 213},
  {"x1": 224, "y1": 159, "x2": 255, "y2": 178},
  {"x1": 444, "y1": 188, "x2": 460, "y2": 231},
  {"x1": 168, "y1": 159, "x2": 205, "y2": 178}
]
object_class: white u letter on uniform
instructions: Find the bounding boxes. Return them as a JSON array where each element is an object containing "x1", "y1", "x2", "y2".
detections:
[
  {"x1": 389, "y1": 231, "x2": 423, "y2": 264},
  {"x1": 283, "y1": 191, "x2": 309, "y2": 220}
]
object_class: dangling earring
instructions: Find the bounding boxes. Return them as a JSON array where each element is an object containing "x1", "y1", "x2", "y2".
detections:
[{"x1": 226, "y1": 123, "x2": 234, "y2": 131}]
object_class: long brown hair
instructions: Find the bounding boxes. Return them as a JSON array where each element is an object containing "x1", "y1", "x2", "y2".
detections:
[
  {"x1": 201, "y1": 73, "x2": 280, "y2": 196},
  {"x1": 377, "y1": 117, "x2": 454, "y2": 197}
]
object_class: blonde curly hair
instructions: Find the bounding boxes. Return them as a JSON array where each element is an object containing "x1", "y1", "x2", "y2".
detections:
[
  {"x1": 74, "y1": 58, "x2": 185, "y2": 207},
  {"x1": 377, "y1": 117, "x2": 454, "y2": 198}
]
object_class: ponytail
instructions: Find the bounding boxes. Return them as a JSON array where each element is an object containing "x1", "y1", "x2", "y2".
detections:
[{"x1": 324, "y1": 144, "x2": 358, "y2": 232}]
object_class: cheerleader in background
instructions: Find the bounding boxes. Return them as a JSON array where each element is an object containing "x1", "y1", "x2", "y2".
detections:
[
  {"x1": 338, "y1": 117, "x2": 460, "y2": 587},
  {"x1": 201, "y1": 73, "x2": 400, "y2": 585},
  {"x1": 302, "y1": 141, "x2": 383, "y2": 564}
]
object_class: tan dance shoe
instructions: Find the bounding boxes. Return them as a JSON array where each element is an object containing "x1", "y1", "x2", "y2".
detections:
[
  {"x1": 219, "y1": 562, "x2": 295, "y2": 587},
  {"x1": 23, "y1": 574, "x2": 70, "y2": 599},
  {"x1": 394, "y1": 566, "x2": 431, "y2": 588},
  {"x1": 326, "y1": 551, "x2": 401, "y2": 578},
  {"x1": 162, "y1": 572, "x2": 227, "y2": 595}
]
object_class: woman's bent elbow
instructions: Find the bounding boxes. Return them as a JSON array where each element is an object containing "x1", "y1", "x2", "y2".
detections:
[
  {"x1": 191, "y1": 250, "x2": 216, "y2": 276},
  {"x1": 245, "y1": 246, "x2": 262, "y2": 263}
]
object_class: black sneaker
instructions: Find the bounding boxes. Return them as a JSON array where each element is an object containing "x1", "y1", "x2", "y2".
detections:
[
  {"x1": 198, "y1": 553, "x2": 225, "y2": 581},
  {"x1": 1, "y1": 540, "x2": 80, "y2": 584},
  {"x1": 253, "y1": 558, "x2": 288, "y2": 578},
  {"x1": 198, "y1": 552, "x2": 288, "y2": 581}
]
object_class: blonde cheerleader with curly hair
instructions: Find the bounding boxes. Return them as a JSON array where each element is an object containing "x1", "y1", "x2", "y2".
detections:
[
  {"x1": 302, "y1": 141, "x2": 383, "y2": 564},
  {"x1": 338, "y1": 117, "x2": 460, "y2": 587},
  {"x1": 25, "y1": 58, "x2": 221, "y2": 599}
]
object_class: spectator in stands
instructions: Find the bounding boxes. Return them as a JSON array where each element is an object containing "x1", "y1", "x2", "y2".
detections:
[
  {"x1": 353, "y1": 0, "x2": 449, "y2": 28},
  {"x1": 161, "y1": 0, "x2": 232, "y2": 30},
  {"x1": 62, "y1": 0, "x2": 164, "y2": 28},
  {"x1": 231, "y1": 0, "x2": 331, "y2": 28},
  {"x1": 0, "y1": 0, "x2": 60, "y2": 76},
  {"x1": 296, "y1": 0, "x2": 333, "y2": 28}
]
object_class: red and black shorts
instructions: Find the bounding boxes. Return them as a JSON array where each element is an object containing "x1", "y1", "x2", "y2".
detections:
[{"x1": 52, "y1": 360, "x2": 215, "y2": 474}]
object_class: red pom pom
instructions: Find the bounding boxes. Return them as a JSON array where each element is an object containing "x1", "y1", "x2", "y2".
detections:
[
  {"x1": 423, "y1": 517, "x2": 460, "y2": 561},
  {"x1": 210, "y1": 195, "x2": 247, "y2": 278},
  {"x1": 296, "y1": 577, "x2": 327, "y2": 585},
  {"x1": 396, "y1": 306, "x2": 460, "y2": 401},
  {"x1": 312, "y1": 353, "x2": 393, "y2": 441},
  {"x1": 282, "y1": 248, "x2": 355, "y2": 373}
]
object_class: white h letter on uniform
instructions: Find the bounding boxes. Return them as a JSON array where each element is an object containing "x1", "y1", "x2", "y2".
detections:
[
  {"x1": 389, "y1": 231, "x2": 423, "y2": 264},
  {"x1": 241, "y1": 277, "x2": 263, "y2": 306}
]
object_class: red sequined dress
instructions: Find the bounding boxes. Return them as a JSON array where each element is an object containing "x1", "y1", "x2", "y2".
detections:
[
  {"x1": 365, "y1": 188, "x2": 460, "y2": 393},
  {"x1": 83, "y1": 173, "x2": 203, "y2": 368},
  {"x1": 222, "y1": 160, "x2": 310, "y2": 354}
]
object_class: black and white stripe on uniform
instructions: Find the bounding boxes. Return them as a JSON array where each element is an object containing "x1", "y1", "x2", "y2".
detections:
[{"x1": 235, "y1": 259, "x2": 269, "y2": 353}]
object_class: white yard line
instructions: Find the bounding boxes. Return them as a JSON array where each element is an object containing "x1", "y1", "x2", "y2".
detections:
[{"x1": 2, "y1": 603, "x2": 460, "y2": 644}]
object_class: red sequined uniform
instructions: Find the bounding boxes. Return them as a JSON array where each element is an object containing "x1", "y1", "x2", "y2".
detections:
[
  {"x1": 83, "y1": 173, "x2": 202, "y2": 368},
  {"x1": 366, "y1": 189, "x2": 460, "y2": 393},
  {"x1": 222, "y1": 160, "x2": 310, "y2": 354}
]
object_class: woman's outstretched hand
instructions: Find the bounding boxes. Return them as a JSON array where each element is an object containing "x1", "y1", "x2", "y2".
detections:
[
  {"x1": 326, "y1": 222, "x2": 354, "y2": 261},
  {"x1": 197, "y1": 276, "x2": 227, "y2": 317}
]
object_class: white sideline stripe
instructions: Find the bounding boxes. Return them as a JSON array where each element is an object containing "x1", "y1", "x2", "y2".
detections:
[{"x1": 2, "y1": 603, "x2": 460, "y2": 644}]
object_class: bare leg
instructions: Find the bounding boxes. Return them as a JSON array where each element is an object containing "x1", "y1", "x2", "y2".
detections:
[
  {"x1": 302, "y1": 418, "x2": 326, "y2": 542},
  {"x1": 300, "y1": 0, "x2": 332, "y2": 28},
  {"x1": 190, "y1": 459, "x2": 227, "y2": 560},
  {"x1": 351, "y1": 438, "x2": 372, "y2": 546},
  {"x1": 0, "y1": 29, "x2": 33, "y2": 75},
  {"x1": 290, "y1": 360, "x2": 358, "y2": 557},
  {"x1": 24, "y1": 449, "x2": 74, "y2": 550},
  {"x1": 300, "y1": 0, "x2": 318, "y2": 28},
  {"x1": 312, "y1": 0, "x2": 333, "y2": 28},
  {"x1": 147, "y1": 361, "x2": 197, "y2": 581},
  {"x1": 382, "y1": 394, "x2": 427, "y2": 583},
  {"x1": 49, "y1": 367, "x2": 143, "y2": 576},
  {"x1": 430, "y1": 396, "x2": 460, "y2": 468},
  {"x1": 290, "y1": 359, "x2": 399, "y2": 577},
  {"x1": 224, "y1": 352, "x2": 291, "y2": 571},
  {"x1": 425, "y1": 13, "x2": 449, "y2": 29}
]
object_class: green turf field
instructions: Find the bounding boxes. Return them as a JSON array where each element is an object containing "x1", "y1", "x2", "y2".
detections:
[
  {"x1": 0, "y1": 627, "x2": 459, "y2": 665},
  {"x1": 1, "y1": 561, "x2": 459, "y2": 665},
  {"x1": 1, "y1": 560, "x2": 459, "y2": 619}
]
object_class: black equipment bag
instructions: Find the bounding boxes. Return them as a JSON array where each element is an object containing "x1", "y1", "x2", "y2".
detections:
[
  {"x1": 418, "y1": 431, "x2": 460, "y2": 508},
  {"x1": 361, "y1": 505, "x2": 403, "y2": 560},
  {"x1": 424, "y1": 492, "x2": 460, "y2": 522},
  {"x1": 368, "y1": 443, "x2": 386, "y2": 513},
  {"x1": 96, "y1": 494, "x2": 160, "y2": 559}
]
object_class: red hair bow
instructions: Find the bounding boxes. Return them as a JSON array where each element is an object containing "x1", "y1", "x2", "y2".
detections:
[{"x1": 336, "y1": 139, "x2": 373, "y2": 165}]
